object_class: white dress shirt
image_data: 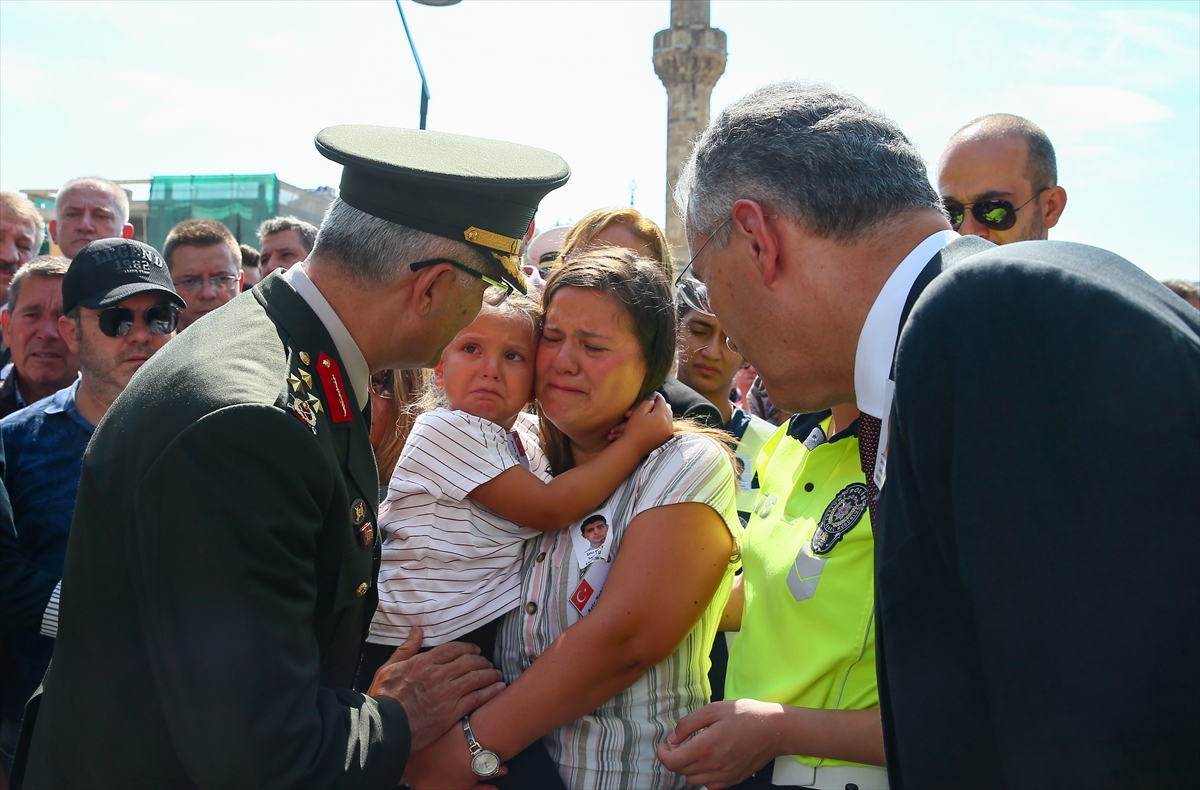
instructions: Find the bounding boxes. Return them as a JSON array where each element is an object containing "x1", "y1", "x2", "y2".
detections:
[
  {"x1": 282, "y1": 265, "x2": 370, "y2": 411},
  {"x1": 853, "y1": 230, "x2": 957, "y2": 486}
]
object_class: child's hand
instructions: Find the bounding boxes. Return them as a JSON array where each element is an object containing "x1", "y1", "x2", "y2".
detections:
[{"x1": 611, "y1": 393, "x2": 674, "y2": 453}]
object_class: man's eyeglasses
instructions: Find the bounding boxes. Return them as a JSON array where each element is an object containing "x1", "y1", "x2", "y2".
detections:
[
  {"x1": 173, "y1": 274, "x2": 240, "y2": 293},
  {"x1": 87, "y1": 304, "x2": 180, "y2": 338},
  {"x1": 677, "y1": 277, "x2": 713, "y2": 317},
  {"x1": 410, "y1": 258, "x2": 511, "y2": 306},
  {"x1": 674, "y1": 216, "x2": 732, "y2": 288},
  {"x1": 943, "y1": 187, "x2": 1049, "y2": 232},
  {"x1": 370, "y1": 369, "x2": 394, "y2": 399}
]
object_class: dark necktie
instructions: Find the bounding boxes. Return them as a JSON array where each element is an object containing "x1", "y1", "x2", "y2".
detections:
[{"x1": 858, "y1": 413, "x2": 882, "y2": 530}]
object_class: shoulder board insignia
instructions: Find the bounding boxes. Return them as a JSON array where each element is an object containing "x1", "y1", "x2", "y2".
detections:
[{"x1": 317, "y1": 353, "x2": 352, "y2": 424}]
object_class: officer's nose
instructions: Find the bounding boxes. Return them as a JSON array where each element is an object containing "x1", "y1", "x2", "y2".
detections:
[{"x1": 957, "y1": 211, "x2": 991, "y2": 241}]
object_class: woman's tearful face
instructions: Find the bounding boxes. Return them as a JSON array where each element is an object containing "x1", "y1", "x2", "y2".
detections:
[{"x1": 536, "y1": 287, "x2": 648, "y2": 446}]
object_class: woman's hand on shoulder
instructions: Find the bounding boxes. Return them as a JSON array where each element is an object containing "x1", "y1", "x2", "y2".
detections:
[
  {"x1": 655, "y1": 699, "x2": 786, "y2": 789},
  {"x1": 608, "y1": 392, "x2": 673, "y2": 452}
]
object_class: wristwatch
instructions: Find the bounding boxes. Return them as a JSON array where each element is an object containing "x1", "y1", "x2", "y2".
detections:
[{"x1": 462, "y1": 715, "x2": 500, "y2": 777}]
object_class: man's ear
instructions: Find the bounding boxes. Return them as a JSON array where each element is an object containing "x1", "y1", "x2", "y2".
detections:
[
  {"x1": 48, "y1": 220, "x2": 58, "y2": 243},
  {"x1": 1042, "y1": 186, "x2": 1067, "y2": 230},
  {"x1": 122, "y1": 224, "x2": 135, "y2": 240},
  {"x1": 432, "y1": 360, "x2": 445, "y2": 388},
  {"x1": 409, "y1": 262, "x2": 456, "y2": 317},
  {"x1": 730, "y1": 199, "x2": 782, "y2": 288},
  {"x1": 58, "y1": 314, "x2": 80, "y2": 356}
]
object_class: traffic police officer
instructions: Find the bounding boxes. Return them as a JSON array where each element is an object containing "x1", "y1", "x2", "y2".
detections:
[
  {"x1": 657, "y1": 403, "x2": 888, "y2": 790},
  {"x1": 17, "y1": 126, "x2": 570, "y2": 789}
]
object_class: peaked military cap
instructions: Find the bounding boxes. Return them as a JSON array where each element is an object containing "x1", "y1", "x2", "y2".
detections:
[{"x1": 315, "y1": 125, "x2": 571, "y2": 294}]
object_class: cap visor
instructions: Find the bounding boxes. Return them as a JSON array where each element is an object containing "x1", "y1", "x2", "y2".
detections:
[{"x1": 81, "y1": 283, "x2": 187, "y2": 311}]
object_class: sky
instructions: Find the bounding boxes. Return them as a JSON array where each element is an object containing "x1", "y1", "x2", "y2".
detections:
[{"x1": 1, "y1": 0, "x2": 1197, "y2": 280}]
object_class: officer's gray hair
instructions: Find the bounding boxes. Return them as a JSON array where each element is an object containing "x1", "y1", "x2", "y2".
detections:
[
  {"x1": 309, "y1": 199, "x2": 489, "y2": 287},
  {"x1": 675, "y1": 81, "x2": 943, "y2": 247}
]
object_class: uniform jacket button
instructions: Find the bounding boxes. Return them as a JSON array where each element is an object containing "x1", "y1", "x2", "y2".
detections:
[
  {"x1": 524, "y1": 602, "x2": 538, "y2": 615},
  {"x1": 356, "y1": 582, "x2": 369, "y2": 597}
]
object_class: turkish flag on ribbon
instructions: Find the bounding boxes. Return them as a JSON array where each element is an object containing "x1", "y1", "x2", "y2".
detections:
[
  {"x1": 317, "y1": 352, "x2": 352, "y2": 424},
  {"x1": 570, "y1": 580, "x2": 594, "y2": 612}
]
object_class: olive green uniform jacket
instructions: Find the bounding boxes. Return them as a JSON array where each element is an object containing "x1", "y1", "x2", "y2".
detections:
[{"x1": 21, "y1": 274, "x2": 409, "y2": 788}]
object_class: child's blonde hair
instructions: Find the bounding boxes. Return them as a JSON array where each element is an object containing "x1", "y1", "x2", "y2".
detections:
[{"x1": 413, "y1": 293, "x2": 543, "y2": 416}]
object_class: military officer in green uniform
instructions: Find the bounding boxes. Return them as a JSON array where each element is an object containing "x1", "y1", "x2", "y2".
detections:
[{"x1": 18, "y1": 126, "x2": 570, "y2": 789}]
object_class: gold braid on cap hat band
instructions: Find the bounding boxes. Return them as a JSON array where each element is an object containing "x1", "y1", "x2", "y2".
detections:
[{"x1": 464, "y1": 227, "x2": 526, "y2": 290}]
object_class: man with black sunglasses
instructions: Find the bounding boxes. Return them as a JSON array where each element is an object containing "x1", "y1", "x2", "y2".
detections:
[
  {"x1": 0, "y1": 238, "x2": 182, "y2": 771},
  {"x1": 937, "y1": 113, "x2": 1068, "y2": 245},
  {"x1": 671, "y1": 81, "x2": 1198, "y2": 789},
  {"x1": 17, "y1": 127, "x2": 569, "y2": 790}
]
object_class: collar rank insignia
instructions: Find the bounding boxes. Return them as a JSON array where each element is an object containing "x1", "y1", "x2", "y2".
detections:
[
  {"x1": 357, "y1": 521, "x2": 374, "y2": 548},
  {"x1": 306, "y1": 393, "x2": 323, "y2": 414},
  {"x1": 298, "y1": 369, "x2": 313, "y2": 388},
  {"x1": 291, "y1": 396, "x2": 317, "y2": 434},
  {"x1": 351, "y1": 498, "x2": 367, "y2": 525},
  {"x1": 317, "y1": 352, "x2": 352, "y2": 424},
  {"x1": 287, "y1": 373, "x2": 303, "y2": 393},
  {"x1": 811, "y1": 483, "x2": 869, "y2": 555}
]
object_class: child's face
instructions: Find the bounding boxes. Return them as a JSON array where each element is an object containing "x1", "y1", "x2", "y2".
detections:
[
  {"x1": 436, "y1": 309, "x2": 536, "y2": 430},
  {"x1": 583, "y1": 520, "x2": 608, "y2": 548}
]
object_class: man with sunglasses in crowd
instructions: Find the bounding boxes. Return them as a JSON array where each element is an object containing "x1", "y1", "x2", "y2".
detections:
[
  {"x1": 668, "y1": 81, "x2": 1198, "y2": 788},
  {"x1": 937, "y1": 113, "x2": 1067, "y2": 244},
  {"x1": 16, "y1": 127, "x2": 570, "y2": 789},
  {"x1": 0, "y1": 237, "x2": 182, "y2": 775}
]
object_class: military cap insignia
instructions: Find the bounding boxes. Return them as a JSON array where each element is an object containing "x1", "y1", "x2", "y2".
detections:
[
  {"x1": 317, "y1": 352, "x2": 352, "y2": 424},
  {"x1": 291, "y1": 396, "x2": 317, "y2": 434},
  {"x1": 811, "y1": 483, "x2": 869, "y2": 555},
  {"x1": 351, "y1": 498, "x2": 367, "y2": 525}
]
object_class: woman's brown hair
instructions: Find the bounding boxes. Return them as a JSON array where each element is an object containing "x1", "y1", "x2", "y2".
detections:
[
  {"x1": 538, "y1": 248, "x2": 730, "y2": 474},
  {"x1": 372, "y1": 368, "x2": 427, "y2": 485},
  {"x1": 556, "y1": 207, "x2": 674, "y2": 280}
]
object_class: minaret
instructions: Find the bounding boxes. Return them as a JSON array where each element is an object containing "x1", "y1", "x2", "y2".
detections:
[{"x1": 653, "y1": 0, "x2": 727, "y2": 264}]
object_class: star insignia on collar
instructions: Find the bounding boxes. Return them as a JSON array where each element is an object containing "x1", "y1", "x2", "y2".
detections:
[
  {"x1": 299, "y1": 369, "x2": 313, "y2": 388},
  {"x1": 287, "y1": 373, "x2": 303, "y2": 393},
  {"x1": 306, "y1": 393, "x2": 324, "y2": 413}
]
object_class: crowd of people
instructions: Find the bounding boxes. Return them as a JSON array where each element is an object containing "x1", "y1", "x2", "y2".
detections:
[{"x1": 0, "y1": 85, "x2": 1197, "y2": 790}]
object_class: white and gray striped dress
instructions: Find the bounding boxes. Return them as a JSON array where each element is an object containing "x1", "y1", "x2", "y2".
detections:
[{"x1": 497, "y1": 432, "x2": 741, "y2": 790}]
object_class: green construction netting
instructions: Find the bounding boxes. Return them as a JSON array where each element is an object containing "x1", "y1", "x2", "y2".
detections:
[{"x1": 146, "y1": 175, "x2": 278, "y2": 252}]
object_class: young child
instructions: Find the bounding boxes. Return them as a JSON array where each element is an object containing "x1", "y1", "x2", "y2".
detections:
[{"x1": 363, "y1": 294, "x2": 673, "y2": 670}]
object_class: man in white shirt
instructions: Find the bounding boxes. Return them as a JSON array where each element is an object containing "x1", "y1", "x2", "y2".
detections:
[{"x1": 670, "y1": 81, "x2": 1199, "y2": 788}]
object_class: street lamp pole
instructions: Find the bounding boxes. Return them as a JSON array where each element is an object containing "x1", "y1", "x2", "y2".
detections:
[{"x1": 394, "y1": 0, "x2": 432, "y2": 130}]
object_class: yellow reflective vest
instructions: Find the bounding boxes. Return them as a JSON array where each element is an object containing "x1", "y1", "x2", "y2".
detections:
[{"x1": 726, "y1": 411, "x2": 878, "y2": 771}]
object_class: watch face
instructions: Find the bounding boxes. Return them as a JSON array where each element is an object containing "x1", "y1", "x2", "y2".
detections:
[{"x1": 471, "y1": 750, "x2": 501, "y2": 777}]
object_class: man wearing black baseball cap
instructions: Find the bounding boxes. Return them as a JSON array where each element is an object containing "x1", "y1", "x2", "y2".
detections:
[
  {"x1": 0, "y1": 238, "x2": 182, "y2": 773},
  {"x1": 19, "y1": 128, "x2": 570, "y2": 789}
]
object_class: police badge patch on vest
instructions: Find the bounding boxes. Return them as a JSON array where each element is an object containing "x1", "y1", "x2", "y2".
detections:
[{"x1": 811, "y1": 483, "x2": 869, "y2": 555}]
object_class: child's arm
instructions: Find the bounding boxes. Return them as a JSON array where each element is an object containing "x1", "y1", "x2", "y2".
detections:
[{"x1": 469, "y1": 394, "x2": 674, "y2": 530}]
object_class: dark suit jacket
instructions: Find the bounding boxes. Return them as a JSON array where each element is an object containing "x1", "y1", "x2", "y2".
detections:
[
  {"x1": 0, "y1": 432, "x2": 58, "y2": 634},
  {"x1": 876, "y1": 238, "x2": 1200, "y2": 788},
  {"x1": 22, "y1": 274, "x2": 410, "y2": 788}
]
